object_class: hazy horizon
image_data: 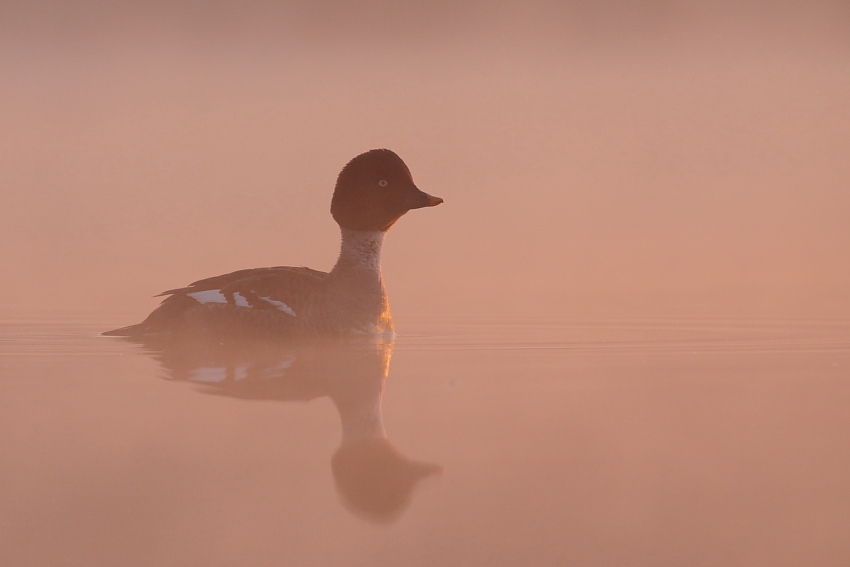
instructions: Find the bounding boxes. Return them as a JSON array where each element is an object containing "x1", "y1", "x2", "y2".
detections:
[{"x1": 2, "y1": 1, "x2": 848, "y2": 323}]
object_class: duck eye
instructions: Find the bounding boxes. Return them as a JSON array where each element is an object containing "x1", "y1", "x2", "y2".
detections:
[{"x1": 378, "y1": 180, "x2": 388, "y2": 187}]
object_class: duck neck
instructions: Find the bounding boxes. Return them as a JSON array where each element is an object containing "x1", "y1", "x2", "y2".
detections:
[
  {"x1": 329, "y1": 229, "x2": 392, "y2": 332},
  {"x1": 327, "y1": 229, "x2": 394, "y2": 333},
  {"x1": 334, "y1": 388, "x2": 387, "y2": 442},
  {"x1": 332, "y1": 229, "x2": 386, "y2": 280}
]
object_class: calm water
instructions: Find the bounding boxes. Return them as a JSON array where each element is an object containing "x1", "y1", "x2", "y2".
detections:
[{"x1": 2, "y1": 316, "x2": 849, "y2": 566}]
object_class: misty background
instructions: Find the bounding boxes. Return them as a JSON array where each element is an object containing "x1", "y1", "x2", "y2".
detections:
[{"x1": 1, "y1": 0, "x2": 848, "y2": 322}]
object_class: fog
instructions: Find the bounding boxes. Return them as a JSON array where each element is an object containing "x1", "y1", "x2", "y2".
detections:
[
  {"x1": 2, "y1": 4, "x2": 850, "y2": 565},
  {"x1": 2, "y1": 1, "x2": 849, "y2": 321}
]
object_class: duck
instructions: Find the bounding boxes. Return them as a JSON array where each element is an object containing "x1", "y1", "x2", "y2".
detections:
[{"x1": 103, "y1": 149, "x2": 443, "y2": 338}]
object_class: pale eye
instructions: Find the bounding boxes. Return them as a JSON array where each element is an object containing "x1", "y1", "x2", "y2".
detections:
[{"x1": 378, "y1": 180, "x2": 388, "y2": 187}]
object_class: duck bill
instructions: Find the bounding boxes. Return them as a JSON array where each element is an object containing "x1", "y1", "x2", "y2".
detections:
[
  {"x1": 407, "y1": 188, "x2": 444, "y2": 209},
  {"x1": 424, "y1": 194, "x2": 444, "y2": 207}
]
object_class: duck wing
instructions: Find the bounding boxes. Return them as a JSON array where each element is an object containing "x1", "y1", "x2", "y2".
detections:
[{"x1": 103, "y1": 266, "x2": 327, "y2": 337}]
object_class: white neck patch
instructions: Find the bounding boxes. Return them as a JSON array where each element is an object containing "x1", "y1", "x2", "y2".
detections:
[{"x1": 337, "y1": 229, "x2": 385, "y2": 273}]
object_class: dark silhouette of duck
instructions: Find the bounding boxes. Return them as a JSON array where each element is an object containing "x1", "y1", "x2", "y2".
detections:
[{"x1": 104, "y1": 149, "x2": 442, "y2": 338}]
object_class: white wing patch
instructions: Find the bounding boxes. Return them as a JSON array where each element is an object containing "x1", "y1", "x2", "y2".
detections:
[
  {"x1": 259, "y1": 296, "x2": 297, "y2": 317},
  {"x1": 187, "y1": 289, "x2": 227, "y2": 304},
  {"x1": 188, "y1": 367, "x2": 227, "y2": 383},
  {"x1": 187, "y1": 364, "x2": 250, "y2": 382},
  {"x1": 233, "y1": 363, "x2": 250, "y2": 381},
  {"x1": 186, "y1": 288, "x2": 295, "y2": 316},
  {"x1": 260, "y1": 357, "x2": 296, "y2": 379}
]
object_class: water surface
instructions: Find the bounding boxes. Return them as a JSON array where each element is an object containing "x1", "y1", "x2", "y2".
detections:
[{"x1": 2, "y1": 316, "x2": 848, "y2": 566}]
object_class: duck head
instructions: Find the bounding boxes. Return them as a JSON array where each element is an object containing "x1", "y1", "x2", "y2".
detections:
[{"x1": 331, "y1": 149, "x2": 443, "y2": 232}]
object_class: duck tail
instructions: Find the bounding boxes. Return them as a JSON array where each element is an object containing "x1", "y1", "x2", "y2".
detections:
[{"x1": 100, "y1": 323, "x2": 146, "y2": 337}]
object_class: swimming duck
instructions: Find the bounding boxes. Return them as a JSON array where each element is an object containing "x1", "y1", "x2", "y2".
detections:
[{"x1": 103, "y1": 149, "x2": 443, "y2": 337}]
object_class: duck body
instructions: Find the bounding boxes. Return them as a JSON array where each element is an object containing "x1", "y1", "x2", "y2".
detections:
[{"x1": 104, "y1": 149, "x2": 442, "y2": 338}]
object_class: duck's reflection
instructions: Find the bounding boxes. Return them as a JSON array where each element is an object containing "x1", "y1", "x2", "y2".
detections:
[{"x1": 135, "y1": 334, "x2": 441, "y2": 524}]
